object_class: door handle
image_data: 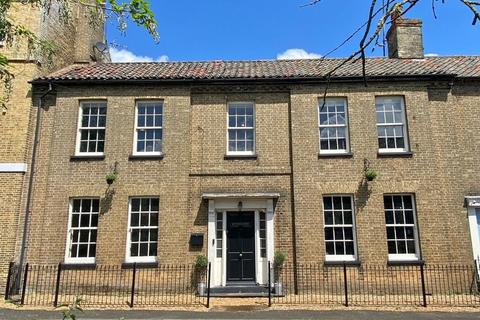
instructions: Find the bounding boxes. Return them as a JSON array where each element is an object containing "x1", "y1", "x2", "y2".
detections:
[{"x1": 239, "y1": 253, "x2": 243, "y2": 257}]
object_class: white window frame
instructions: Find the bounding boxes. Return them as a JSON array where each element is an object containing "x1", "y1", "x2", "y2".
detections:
[
  {"x1": 323, "y1": 195, "x2": 358, "y2": 262},
  {"x1": 384, "y1": 194, "x2": 421, "y2": 262},
  {"x1": 318, "y1": 98, "x2": 350, "y2": 155},
  {"x1": 133, "y1": 100, "x2": 164, "y2": 156},
  {"x1": 226, "y1": 102, "x2": 256, "y2": 156},
  {"x1": 64, "y1": 198, "x2": 100, "y2": 264},
  {"x1": 375, "y1": 96, "x2": 409, "y2": 154},
  {"x1": 125, "y1": 197, "x2": 159, "y2": 263},
  {"x1": 75, "y1": 101, "x2": 107, "y2": 156}
]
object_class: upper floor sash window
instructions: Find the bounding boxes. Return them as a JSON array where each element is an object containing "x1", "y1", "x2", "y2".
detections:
[
  {"x1": 76, "y1": 101, "x2": 107, "y2": 155},
  {"x1": 227, "y1": 102, "x2": 255, "y2": 155},
  {"x1": 134, "y1": 101, "x2": 163, "y2": 155},
  {"x1": 318, "y1": 98, "x2": 350, "y2": 154},
  {"x1": 376, "y1": 96, "x2": 409, "y2": 153}
]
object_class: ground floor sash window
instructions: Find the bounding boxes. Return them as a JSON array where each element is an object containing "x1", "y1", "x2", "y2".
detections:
[
  {"x1": 323, "y1": 195, "x2": 357, "y2": 262},
  {"x1": 384, "y1": 194, "x2": 420, "y2": 261},
  {"x1": 65, "y1": 198, "x2": 99, "y2": 264},
  {"x1": 126, "y1": 197, "x2": 159, "y2": 263}
]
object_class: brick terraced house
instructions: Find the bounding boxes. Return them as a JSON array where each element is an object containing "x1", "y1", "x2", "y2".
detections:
[{"x1": 13, "y1": 15, "x2": 480, "y2": 291}]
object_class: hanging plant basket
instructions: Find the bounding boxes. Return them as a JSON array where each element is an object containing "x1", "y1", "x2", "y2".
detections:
[
  {"x1": 364, "y1": 168, "x2": 378, "y2": 182},
  {"x1": 106, "y1": 172, "x2": 117, "y2": 185}
]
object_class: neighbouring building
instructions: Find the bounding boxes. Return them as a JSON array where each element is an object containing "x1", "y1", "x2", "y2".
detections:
[
  {"x1": 6, "y1": 14, "x2": 480, "y2": 290},
  {"x1": 0, "y1": 1, "x2": 108, "y2": 290}
]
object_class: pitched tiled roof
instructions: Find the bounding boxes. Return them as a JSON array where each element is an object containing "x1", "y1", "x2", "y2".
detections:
[{"x1": 35, "y1": 56, "x2": 480, "y2": 82}]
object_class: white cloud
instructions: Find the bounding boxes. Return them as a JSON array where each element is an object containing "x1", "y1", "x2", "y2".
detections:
[
  {"x1": 277, "y1": 48, "x2": 322, "y2": 60},
  {"x1": 425, "y1": 53, "x2": 439, "y2": 57},
  {"x1": 109, "y1": 47, "x2": 169, "y2": 63}
]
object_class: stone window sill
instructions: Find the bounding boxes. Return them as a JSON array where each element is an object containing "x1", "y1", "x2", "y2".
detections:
[
  {"x1": 323, "y1": 260, "x2": 361, "y2": 267},
  {"x1": 70, "y1": 155, "x2": 105, "y2": 161},
  {"x1": 377, "y1": 151, "x2": 414, "y2": 158},
  {"x1": 129, "y1": 154, "x2": 164, "y2": 161},
  {"x1": 387, "y1": 260, "x2": 424, "y2": 266},
  {"x1": 61, "y1": 263, "x2": 97, "y2": 270},
  {"x1": 318, "y1": 152, "x2": 353, "y2": 159},
  {"x1": 224, "y1": 154, "x2": 258, "y2": 160}
]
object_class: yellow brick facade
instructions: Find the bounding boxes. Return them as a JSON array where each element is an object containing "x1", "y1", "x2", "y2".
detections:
[{"x1": 22, "y1": 80, "x2": 479, "y2": 271}]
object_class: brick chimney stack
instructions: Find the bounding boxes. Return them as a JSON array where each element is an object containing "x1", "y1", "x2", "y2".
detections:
[{"x1": 386, "y1": 6, "x2": 424, "y2": 59}]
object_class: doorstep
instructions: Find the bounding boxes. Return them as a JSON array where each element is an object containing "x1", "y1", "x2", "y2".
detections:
[{"x1": 202, "y1": 285, "x2": 284, "y2": 297}]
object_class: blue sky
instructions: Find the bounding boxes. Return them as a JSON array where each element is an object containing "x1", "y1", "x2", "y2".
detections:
[{"x1": 107, "y1": 0, "x2": 479, "y2": 62}]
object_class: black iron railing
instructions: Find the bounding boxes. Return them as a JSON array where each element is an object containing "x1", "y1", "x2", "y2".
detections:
[
  {"x1": 272, "y1": 263, "x2": 480, "y2": 307},
  {"x1": 4, "y1": 262, "x2": 480, "y2": 307},
  {"x1": 5, "y1": 263, "x2": 207, "y2": 307}
]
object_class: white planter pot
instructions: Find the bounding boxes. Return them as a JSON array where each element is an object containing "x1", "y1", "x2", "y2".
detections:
[
  {"x1": 274, "y1": 282, "x2": 283, "y2": 295},
  {"x1": 197, "y1": 282, "x2": 206, "y2": 296}
]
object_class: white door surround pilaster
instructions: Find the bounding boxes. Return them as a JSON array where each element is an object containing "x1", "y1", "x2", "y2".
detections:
[{"x1": 203, "y1": 193, "x2": 278, "y2": 287}]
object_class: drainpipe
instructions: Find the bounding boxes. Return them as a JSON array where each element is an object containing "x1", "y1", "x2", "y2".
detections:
[
  {"x1": 17, "y1": 82, "x2": 54, "y2": 277},
  {"x1": 287, "y1": 90, "x2": 299, "y2": 294}
]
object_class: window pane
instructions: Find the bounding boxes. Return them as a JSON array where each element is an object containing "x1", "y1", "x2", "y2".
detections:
[
  {"x1": 132, "y1": 229, "x2": 139, "y2": 242},
  {"x1": 78, "y1": 244, "x2": 88, "y2": 257},
  {"x1": 80, "y1": 214, "x2": 90, "y2": 227},
  {"x1": 324, "y1": 211, "x2": 333, "y2": 225},
  {"x1": 72, "y1": 214, "x2": 80, "y2": 228},
  {"x1": 323, "y1": 197, "x2": 332, "y2": 210},
  {"x1": 345, "y1": 242, "x2": 354, "y2": 255},
  {"x1": 140, "y1": 243, "x2": 148, "y2": 256},
  {"x1": 326, "y1": 242, "x2": 335, "y2": 255},
  {"x1": 387, "y1": 241, "x2": 397, "y2": 254},
  {"x1": 335, "y1": 242, "x2": 345, "y2": 255},
  {"x1": 343, "y1": 211, "x2": 352, "y2": 224},
  {"x1": 151, "y1": 199, "x2": 159, "y2": 211},
  {"x1": 325, "y1": 227, "x2": 334, "y2": 240},
  {"x1": 149, "y1": 243, "x2": 157, "y2": 256},
  {"x1": 131, "y1": 244, "x2": 139, "y2": 257}
]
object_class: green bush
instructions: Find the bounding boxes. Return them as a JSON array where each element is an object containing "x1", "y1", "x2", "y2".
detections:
[
  {"x1": 274, "y1": 251, "x2": 286, "y2": 267},
  {"x1": 195, "y1": 255, "x2": 208, "y2": 269}
]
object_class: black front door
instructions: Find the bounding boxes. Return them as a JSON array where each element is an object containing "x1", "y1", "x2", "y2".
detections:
[{"x1": 227, "y1": 212, "x2": 255, "y2": 282}]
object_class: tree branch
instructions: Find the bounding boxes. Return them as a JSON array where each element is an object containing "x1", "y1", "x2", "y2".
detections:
[{"x1": 460, "y1": 0, "x2": 480, "y2": 24}]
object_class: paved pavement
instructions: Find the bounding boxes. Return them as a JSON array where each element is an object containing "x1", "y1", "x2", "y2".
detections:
[{"x1": 0, "y1": 309, "x2": 479, "y2": 320}]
